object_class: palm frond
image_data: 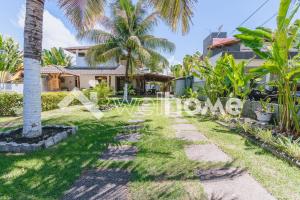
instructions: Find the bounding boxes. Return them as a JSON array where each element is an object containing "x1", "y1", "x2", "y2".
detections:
[
  {"x1": 142, "y1": 35, "x2": 175, "y2": 53},
  {"x1": 58, "y1": 0, "x2": 106, "y2": 29},
  {"x1": 149, "y1": 0, "x2": 196, "y2": 34},
  {"x1": 77, "y1": 29, "x2": 114, "y2": 43}
]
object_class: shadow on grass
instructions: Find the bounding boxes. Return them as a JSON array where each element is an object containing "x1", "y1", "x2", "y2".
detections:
[{"x1": 0, "y1": 114, "x2": 127, "y2": 199}]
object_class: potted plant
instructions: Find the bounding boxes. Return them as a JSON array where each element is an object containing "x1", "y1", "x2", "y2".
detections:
[{"x1": 255, "y1": 98, "x2": 275, "y2": 122}]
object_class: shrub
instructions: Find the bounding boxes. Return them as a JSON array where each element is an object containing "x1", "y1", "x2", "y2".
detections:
[
  {"x1": 0, "y1": 92, "x2": 22, "y2": 116},
  {"x1": 84, "y1": 82, "x2": 113, "y2": 105},
  {"x1": 0, "y1": 92, "x2": 81, "y2": 116}
]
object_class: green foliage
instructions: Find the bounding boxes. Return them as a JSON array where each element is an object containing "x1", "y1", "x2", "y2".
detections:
[
  {"x1": 182, "y1": 88, "x2": 198, "y2": 99},
  {"x1": 192, "y1": 53, "x2": 253, "y2": 103},
  {"x1": 84, "y1": 82, "x2": 113, "y2": 105},
  {"x1": 0, "y1": 93, "x2": 22, "y2": 116},
  {"x1": 170, "y1": 64, "x2": 183, "y2": 78},
  {"x1": 235, "y1": 0, "x2": 300, "y2": 134},
  {"x1": 0, "y1": 92, "x2": 80, "y2": 116},
  {"x1": 0, "y1": 35, "x2": 22, "y2": 73},
  {"x1": 79, "y1": 0, "x2": 175, "y2": 84},
  {"x1": 42, "y1": 47, "x2": 72, "y2": 67}
]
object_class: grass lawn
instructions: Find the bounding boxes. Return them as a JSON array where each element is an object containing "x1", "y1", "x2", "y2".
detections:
[
  {"x1": 186, "y1": 114, "x2": 300, "y2": 200},
  {"x1": 1, "y1": 98, "x2": 300, "y2": 200},
  {"x1": 0, "y1": 101, "x2": 141, "y2": 200}
]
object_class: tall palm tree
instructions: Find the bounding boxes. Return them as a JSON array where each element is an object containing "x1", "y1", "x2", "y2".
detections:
[
  {"x1": 79, "y1": 0, "x2": 175, "y2": 101},
  {"x1": 23, "y1": 0, "x2": 195, "y2": 137},
  {"x1": 23, "y1": 0, "x2": 45, "y2": 138}
]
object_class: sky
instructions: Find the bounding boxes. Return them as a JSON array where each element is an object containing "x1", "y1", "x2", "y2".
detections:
[{"x1": 0, "y1": 0, "x2": 293, "y2": 65}]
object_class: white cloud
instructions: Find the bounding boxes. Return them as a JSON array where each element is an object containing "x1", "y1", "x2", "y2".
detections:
[{"x1": 17, "y1": 6, "x2": 80, "y2": 50}]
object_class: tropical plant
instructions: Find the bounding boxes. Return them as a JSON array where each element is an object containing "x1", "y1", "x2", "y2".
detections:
[
  {"x1": 235, "y1": 0, "x2": 300, "y2": 135},
  {"x1": 79, "y1": 0, "x2": 175, "y2": 101},
  {"x1": 170, "y1": 64, "x2": 183, "y2": 78},
  {"x1": 59, "y1": 0, "x2": 196, "y2": 34},
  {"x1": 221, "y1": 54, "x2": 253, "y2": 99},
  {"x1": 0, "y1": 34, "x2": 22, "y2": 82},
  {"x1": 42, "y1": 47, "x2": 72, "y2": 67}
]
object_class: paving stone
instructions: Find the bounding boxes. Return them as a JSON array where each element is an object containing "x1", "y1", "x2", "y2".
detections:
[
  {"x1": 174, "y1": 118, "x2": 189, "y2": 123},
  {"x1": 128, "y1": 119, "x2": 145, "y2": 124},
  {"x1": 197, "y1": 168, "x2": 246, "y2": 181},
  {"x1": 185, "y1": 144, "x2": 232, "y2": 163},
  {"x1": 202, "y1": 172, "x2": 276, "y2": 200},
  {"x1": 172, "y1": 124, "x2": 198, "y2": 131},
  {"x1": 115, "y1": 133, "x2": 141, "y2": 142},
  {"x1": 100, "y1": 145, "x2": 138, "y2": 161},
  {"x1": 176, "y1": 131, "x2": 207, "y2": 142},
  {"x1": 63, "y1": 169, "x2": 130, "y2": 200}
]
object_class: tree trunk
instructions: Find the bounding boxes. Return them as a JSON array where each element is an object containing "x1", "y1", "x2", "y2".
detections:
[
  {"x1": 22, "y1": 0, "x2": 45, "y2": 138},
  {"x1": 123, "y1": 50, "x2": 131, "y2": 102}
]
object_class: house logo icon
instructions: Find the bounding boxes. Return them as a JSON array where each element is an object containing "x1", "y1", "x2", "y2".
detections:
[{"x1": 58, "y1": 88, "x2": 104, "y2": 119}]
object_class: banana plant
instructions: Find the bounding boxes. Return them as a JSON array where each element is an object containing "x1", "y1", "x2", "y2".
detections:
[
  {"x1": 42, "y1": 47, "x2": 72, "y2": 67},
  {"x1": 221, "y1": 54, "x2": 253, "y2": 100},
  {"x1": 235, "y1": 0, "x2": 300, "y2": 135}
]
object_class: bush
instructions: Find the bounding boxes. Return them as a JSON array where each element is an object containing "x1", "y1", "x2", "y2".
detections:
[
  {"x1": 0, "y1": 92, "x2": 22, "y2": 116},
  {"x1": 84, "y1": 82, "x2": 113, "y2": 105},
  {"x1": 0, "y1": 92, "x2": 80, "y2": 116}
]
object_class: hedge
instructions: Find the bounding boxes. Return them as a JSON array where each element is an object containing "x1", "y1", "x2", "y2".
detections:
[{"x1": 0, "y1": 92, "x2": 80, "y2": 116}]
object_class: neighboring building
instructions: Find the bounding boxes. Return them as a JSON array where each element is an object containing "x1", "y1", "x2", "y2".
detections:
[
  {"x1": 4, "y1": 46, "x2": 173, "y2": 94},
  {"x1": 203, "y1": 32, "x2": 298, "y2": 83}
]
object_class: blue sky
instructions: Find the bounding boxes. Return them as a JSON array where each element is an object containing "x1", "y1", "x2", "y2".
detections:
[{"x1": 0, "y1": 0, "x2": 288, "y2": 64}]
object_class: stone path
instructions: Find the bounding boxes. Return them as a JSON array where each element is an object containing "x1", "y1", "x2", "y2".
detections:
[
  {"x1": 100, "y1": 145, "x2": 138, "y2": 161},
  {"x1": 171, "y1": 115, "x2": 276, "y2": 200},
  {"x1": 63, "y1": 169, "x2": 130, "y2": 200},
  {"x1": 63, "y1": 110, "x2": 146, "y2": 200}
]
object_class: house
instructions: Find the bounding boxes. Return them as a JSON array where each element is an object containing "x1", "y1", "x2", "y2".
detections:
[
  {"x1": 4, "y1": 46, "x2": 174, "y2": 95},
  {"x1": 203, "y1": 32, "x2": 298, "y2": 83}
]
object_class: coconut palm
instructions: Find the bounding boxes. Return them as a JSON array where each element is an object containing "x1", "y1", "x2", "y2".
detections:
[
  {"x1": 79, "y1": 0, "x2": 175, "y2": 101},
  {"x1": 235, "y1": 0, "x2": 300, "y2": 135},
  {"x1": 42, "y1": 47, "x2": 72, "y2": 67},
  {"x1": 59, "y1": 0, "x2": 196, "y2": 34}
]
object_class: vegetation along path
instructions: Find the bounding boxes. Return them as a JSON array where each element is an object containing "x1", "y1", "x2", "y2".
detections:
[{"x1": 1, "y1": 98, "x2": 300, "y2": 199}]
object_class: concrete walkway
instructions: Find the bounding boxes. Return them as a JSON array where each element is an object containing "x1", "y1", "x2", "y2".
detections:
[{"x1": 171, "y1": 115, "x2": 276, "y2": 200}]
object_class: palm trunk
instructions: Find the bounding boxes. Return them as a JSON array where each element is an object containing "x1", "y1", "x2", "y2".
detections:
[
  {"x1": 123, "y1": 50, "x2": 131, "y2": 102},
  {"x1": 22, "y1": 0, "x2": 45, "y2": 138}
]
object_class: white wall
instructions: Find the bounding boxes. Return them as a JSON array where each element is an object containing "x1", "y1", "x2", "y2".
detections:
[
  {"x1": 0, "y1": 83, "x2": 24, "y2": 93},
  {"x1": 80, "y1": 75, "x2": 96, "y2": 89}
]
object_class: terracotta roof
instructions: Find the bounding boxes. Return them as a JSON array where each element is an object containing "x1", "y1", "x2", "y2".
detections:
[
  {"x1": 41, "y1": 66, "x2": 80, "y2": 76},
  {"x1": 64, "y1": 46, "x2": 91, "y2": 53},
  {"x1": 66, "y1": 65, "x2": 126, "y2": 75},
  {"x1": 209, "y1": 38, "x2": 240, "y2": 49}
]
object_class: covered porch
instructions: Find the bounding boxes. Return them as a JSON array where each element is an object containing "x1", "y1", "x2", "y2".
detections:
[{"x1": 41, "y1": 66, "x2": 80, "y2": 92}]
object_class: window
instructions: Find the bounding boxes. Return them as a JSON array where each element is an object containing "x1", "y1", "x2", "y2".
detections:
[{"x1": 78, "y1": 52, "x2": 86, "y2": 57}]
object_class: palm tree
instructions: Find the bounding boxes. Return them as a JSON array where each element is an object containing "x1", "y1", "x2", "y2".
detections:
[
  {"x1": 42, "y1": 47, "x2": 72, "y2": 67},
  {"x1": 79, "y1": 0, "x2": 175, "y2": 101},
  {"x1": 235, "y1": 0, "x2": 300, "y2": 135},
  {"x1": 22, "y1": 0, "x2": 45, "y2": 138},
  {"x1": 23, "y1": 0, "x2": 195, "y2": 137}
]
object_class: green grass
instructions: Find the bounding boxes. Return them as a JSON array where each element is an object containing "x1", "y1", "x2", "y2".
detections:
[
  {"x1": 186, "y1": 114, "x2": 300, "y2": 200},
  {"x1": 0, "y1": 102, "x2": 141, "y2": 200},
  {"x1": 2, "y1": 99, "x2": 300, "y2": 199}
]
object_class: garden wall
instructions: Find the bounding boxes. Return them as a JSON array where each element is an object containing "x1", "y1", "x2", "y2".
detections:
[{"x1": 241, "y1": 100, "x2": 300, "y2": 121}]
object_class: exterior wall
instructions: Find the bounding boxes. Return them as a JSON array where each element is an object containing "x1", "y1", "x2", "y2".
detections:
[
  {"x1": 0, "y1": 83, "x2": 24, "y2": 93},
  {"x1": 80, "y1": 75, "x2": 96, "y2": 89},
  {"x1": 111, "y1": 75, "x2": 117, "y2": 93},
  {"x1": 61, "y1": 76, "x2": 76, "y2": 91}
]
